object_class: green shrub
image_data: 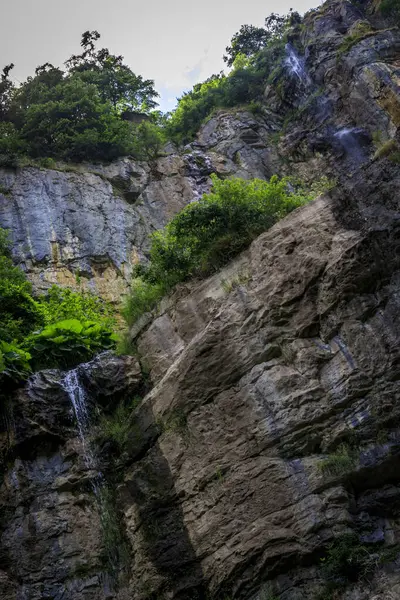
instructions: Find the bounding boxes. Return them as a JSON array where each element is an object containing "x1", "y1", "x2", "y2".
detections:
[
  {"x1": 146, "y1": 174, "x2": 310, "y2": 283},
  {"x1": 37, "y1": 285, "x2": 115, "y2": 329},
  {"x1": 337, "y1": 22, "x2": 374, "y2": 56},
  {"x1": 0, "y1": 226, "x2": 117, "y2": 376},
  {"x1": 320, "y1": 533, "x2": 379, "y2": 590},
  {"x1": 0, "y1": 243, "x2": 45, "y2": 344},
  {"x1": 26, "y1": 318, "x2": 117, "y2": 370},
  {"x1": 319, "y1": 444, "x2": 357, "y2": 477},
  {"x1": 124, "y1": 175, "x2": 311, "y2": 325},
  {"x1": 165, "y1": 37, "x2": 287, "y2": 145},
  {"x1": 122, "y1": 277, "x2": 165, "y2": 326},
  {"x1": 0, "y1": 340, "x2": 31, "y2": 382},
  {"x1": 96, "y1": 397, "x2": 142, "y2": 452}
]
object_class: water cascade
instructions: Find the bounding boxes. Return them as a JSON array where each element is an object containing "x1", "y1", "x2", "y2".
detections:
[
  {"x1": 333, "y1": 127, "x2": 368, "y2": 163},
  {"x1": 62, "y1": 367, "x2": 103, "y2": 492},
  {"x1": 284, "y1": 43, "x2": 311, "y2": 86}
]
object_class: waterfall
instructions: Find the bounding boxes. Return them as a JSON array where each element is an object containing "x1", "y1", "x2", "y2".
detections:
[
  {"x1": 333, "y1": 127, "x2": 367, "y2": 162},
  {"x1": 62, "y1": 365, "x2": 125, "y2": 574},
  {"x1": 62, "y1": 367, "x2": 102, "y2": 490},
  {"x1": 284, "y1": 43, "x2": 310, "y2": 85}
]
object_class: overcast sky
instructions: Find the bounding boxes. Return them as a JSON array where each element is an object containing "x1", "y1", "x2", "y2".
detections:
[{"x1": 1, "y1": 0, "x2": 319, "y2": 112}]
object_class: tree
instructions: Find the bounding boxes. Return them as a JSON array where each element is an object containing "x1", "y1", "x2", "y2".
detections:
[
  {"x1": 0, "y1": 64, "x2": 15, "y2": 120},
  {"x1": 19, "y1": 76, "x2": 136, "y2": 161},
  {"x1": 66, "y1": 31, "x2": 159, "y2": 112},
  {"x1": 223, "y1": 25, "x2": 269, "y2": 67}
]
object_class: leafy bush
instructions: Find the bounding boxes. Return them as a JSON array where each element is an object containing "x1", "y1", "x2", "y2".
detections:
[
  {"x1": 95, "y1": 396, "x2": 142, "y2": 454},
  {"x1": 122, "y1": 278, "x2": 165, "y2": 327},
  {"x1": 27, "y1": 318, "x2": 117, "y2": 369},
  {"x1": 124, "y1": 175, "x2": 311, "y2": 324},
  {"x1": 337, "y1": 22, "x2": 374, "y2": 56},
  {"x1": 37, "y1": 285, "x2": 115, "y2": 329},
  {"x1": 0, "y1": 232, "x2": 44, "y2": 344},
  {"x1": 147, "y1": 174, "x2": 310, "y2": 282},
  {"x1": 320, "y1": 533, "x2": 378, "y2": 590},
  {"x1": 0, "y1": 340, "x2": 31, "y2": 382}
]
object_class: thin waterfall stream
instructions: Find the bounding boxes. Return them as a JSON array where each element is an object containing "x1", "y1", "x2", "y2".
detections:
[
  {"x1": 63, "y1": 368, "x2": 99, "y2": 474},
  {"x1": 62, "y1": 365, "x2": 124, "y2": 574}
]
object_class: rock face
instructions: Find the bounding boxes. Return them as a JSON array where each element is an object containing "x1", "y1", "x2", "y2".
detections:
[
  {"x1": 0, "y1": 355, "x2": 142, "y2": 600},
  {"x1": 1, "y1": 1, "x2": 400, "y2": 599},
  {"x1": 0, "y1": 116, "x2": 275, "y2": 301},
  {"x1": 117, "y1": 156, "x2": 400, "y2": 600},
  {"x1": 2, "y1": 153, "x2": 399, "y2": 600},
  {"x1": 1, "y1": 2, "x2": 399, "y2": 301}
]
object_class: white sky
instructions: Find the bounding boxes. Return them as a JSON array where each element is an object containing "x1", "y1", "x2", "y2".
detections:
[{"x1": 1, "y1": 0, "x2": 319, "y2": 112}]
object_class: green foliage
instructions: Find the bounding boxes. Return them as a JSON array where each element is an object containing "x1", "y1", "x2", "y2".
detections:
[
  {"x1": 320, "y1": 533, "x2": 382, "y2": 592},
  {"x1": 96, "y1": 398, "x2": 141, "y2": 452},
  {"x1": 26, "y1": 319, "x2": 117, "y2": 370},
  {"x1": 223, "y1": 12, "x2": 299, "y2": 67},
  {"x1": 0, "y1": 122, "x2": 25, "y2": 167},
  {"x1": 0, "y1": 340, "x2": 31, "y2": 382},
  {"x1": 337, "y1": 22, "x2": 374, "y2": 56},
  {"x1": 125, "y1": 175, "x2": 311, "y2": 324},
  {"x1": 122, "y1": 277, "x2": 165, "y2": 327},
  {"x1": 0, "y1": 232, "x2": 44, "y2": 344},
  {"x1": 223, "y1": 25, "x2": 270, "y2": 67},
  {"x1": 0, "y1": 33, "x2": 161, "y2": 163},
  {"x1": 37, "y1": 285, "x2": 115, "y2": 329},
  {"x1": 319, "y1": 444, "x2": 357, "y2": 477},
  {"x1": 165, "y1": 17, "x2": 290, "y2": 145},
  {"x1": 0, "y1": 226, "x2": 117, "y2": 378},
  {"x1": 147, "y1": 174, "x2": 310, "y2": 282},
  {"x1": 380, "y1": 0, "x2": 400, "y2": 22},
  {"x1": 373, "y1": 138, "x2": 399, "y2": 160},
  {"x1": 130, "y1": 119, "x2": 167, "y2": 160}
]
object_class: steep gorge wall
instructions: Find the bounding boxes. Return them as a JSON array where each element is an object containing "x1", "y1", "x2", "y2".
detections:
[
  {"x1": 1, "y1": 1, "x2": 400, "y2": 599},
  {"x1": 1, "y1": 1, "x2": 400, "y2": 300}
]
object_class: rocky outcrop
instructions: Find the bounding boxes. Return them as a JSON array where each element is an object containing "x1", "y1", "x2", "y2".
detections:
[
  {"x1": 2, "y1": 0, "x2": 400, "y2": 303},
  {"x1": 1, "y1": 1, "x2": 400, "y2": 599},
  {"x1": 2, "y1": 152, "x2": 399, "y2": 600},
  {"x1": 0, "y1": 114, "x2": 276, "y2": 301},
  {"x1": 112, "y1": 154, "x2": 400, "y2": 600},
  {"x1": 0, "y1": 354, "x2": 142, "y2": 600},
  {"x1": 1, "y1": 3, "x2": 399, "y2": 301}
]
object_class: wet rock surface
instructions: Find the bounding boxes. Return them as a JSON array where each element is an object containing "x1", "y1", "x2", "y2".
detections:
[{"x1": 0, "y1": 356, "x2": 138, "y2": 600}]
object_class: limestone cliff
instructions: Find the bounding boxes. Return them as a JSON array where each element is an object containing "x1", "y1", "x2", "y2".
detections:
[
  {"x1": 1, "y1": 1, "x2": 400, "y2": 599},
  {"x1": 1, "y1": 1, "x2": 399, "y2": 301}
]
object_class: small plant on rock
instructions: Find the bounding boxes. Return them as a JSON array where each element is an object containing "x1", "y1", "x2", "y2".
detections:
[{"x1": 318, "y1": 444, "x2": 357, "y2": 477}]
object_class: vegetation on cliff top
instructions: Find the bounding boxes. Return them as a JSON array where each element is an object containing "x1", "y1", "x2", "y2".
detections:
[
  {"x1": 0, "y1": 31, "x2": 163, "y2": 165},
  {"x1": 0, "y1": 11, "x2": 301, "y2": 161},
  {"x1": 1, "y1": 0, "x2": 399, "y2": 162},
  {"x1": 165, "y1": 11, "x2": 302, "y2": 145}
]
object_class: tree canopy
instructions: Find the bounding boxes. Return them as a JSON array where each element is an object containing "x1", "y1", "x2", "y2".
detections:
[{"x1": 0, "y1": 32, "x2": 162, "y2": 164}]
